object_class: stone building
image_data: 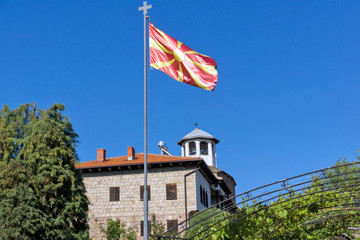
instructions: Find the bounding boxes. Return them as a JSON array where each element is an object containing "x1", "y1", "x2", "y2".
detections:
[{"x1": 76, "y1": 127, "x2": 236, "y2": 239}]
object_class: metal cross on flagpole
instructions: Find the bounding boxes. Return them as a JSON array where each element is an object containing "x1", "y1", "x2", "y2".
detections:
[{"x1": 139, "y1": 1, "x2": 152, "y2": 240}]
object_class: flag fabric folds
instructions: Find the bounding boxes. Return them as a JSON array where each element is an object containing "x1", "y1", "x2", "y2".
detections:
[{"x1": 149, "y1": 22, "x2": 218, "y2": 91}]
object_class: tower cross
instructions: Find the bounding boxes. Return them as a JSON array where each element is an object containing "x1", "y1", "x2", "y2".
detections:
[
  {"x1": 138, "y1": 1, "x2": 152, "y2": 15},
  {"x1": 195, "y1": 122, "x2": 198, "y2": 128}
]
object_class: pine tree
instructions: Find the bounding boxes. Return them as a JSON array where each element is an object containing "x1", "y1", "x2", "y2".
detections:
[{"x1": 0, "y1": 103, "x2": 89, "y2": 240}]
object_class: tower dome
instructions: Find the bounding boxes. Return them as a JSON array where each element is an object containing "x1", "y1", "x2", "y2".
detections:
[{"x1": 178, "y1": 127, "x2": 219, "y2": 167}]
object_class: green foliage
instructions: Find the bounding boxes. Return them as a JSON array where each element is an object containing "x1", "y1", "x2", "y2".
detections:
[
  {"x1": 100, "y1": 219, "x2": 136, "y2": 240},
  {"x1": 101, "y1": 214, "x2": 164, "y2": 240},
  {"x1": 0, "y1": 103, "x2": 89, "y2": 240},
  {"x1": 186, "y1": 208, "x2": 236, "y2": 240},
  {"x1": 185, "y1": 156, "x2": 360, "y2": 240},
  {"x1": 150, "y1": 213, "x2": 166, "y2": 240}
]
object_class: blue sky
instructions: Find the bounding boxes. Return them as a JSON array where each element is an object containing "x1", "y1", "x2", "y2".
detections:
[{"x1": 1, "y1": 0, "x2": 359, "y2": 194}]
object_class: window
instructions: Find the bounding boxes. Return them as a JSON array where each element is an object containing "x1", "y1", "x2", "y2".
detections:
[
  {"x1": 205, "y1": 192, "x2": 208, "y2": 208},
  {"x1": 220, "y1": 196, "x2": 225, "y2": 209},
  {"x1": 140, "y1": 185, "x2": 151, "y2": 201},
  {"x1": 140, "y1": 220, "x2": 151, "y2": 236},
  {"x1": 200, "y1": 188, "x2": 209, "y2": 207},
  {"x1": 200, "y1": 142, "x2": 208, "y2": 155},
  {"x1": 166, "y1": 183, "x2": 177, "y2": 200},
  {"x1": 203, "y1": 189, "x2": 206, "y2": 205},
  {"x1": 109, "y1": 187, "x2": 119, "y2": 201},
  {"x1": 189, "y1": 142, "x2": 196, "y2": 155},
  {"x1": 167, "y1": 220, "x2": 178, "y2": 234}
]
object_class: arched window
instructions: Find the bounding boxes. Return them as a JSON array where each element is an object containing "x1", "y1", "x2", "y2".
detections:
[
  {"x1": 189, "y1": 142, "x2": 196, "y2": 155},
  {"x1": 200, "y1": 142, "x2": 208, "y2": 155},
  {"x1": 200, "y1": 185, "x2": 203, "y2": 204},
  {"x1": 205, "y1": 191, "x2": 208, "y2": 208},
  {"x1": 202, "y1": 189, "x2": 206, "y2": 205}
]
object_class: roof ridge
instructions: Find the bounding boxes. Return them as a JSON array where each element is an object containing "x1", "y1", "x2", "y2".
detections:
[
  {"x1": 107, "y1": 153, "x2": 201, "y2": 159},
  {"x1": 87, "y1": 153, "x2": 202, "y2": 162},
  {"x1": 76, "y1": 154, "x2": 205, "y2": 169}
]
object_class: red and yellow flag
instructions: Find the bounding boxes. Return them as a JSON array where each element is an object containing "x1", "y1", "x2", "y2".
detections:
[{"x1": 149, "y1": 22, "x2": 218, "y2": 91}]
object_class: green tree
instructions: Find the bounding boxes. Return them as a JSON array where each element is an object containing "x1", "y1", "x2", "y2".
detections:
[
  {"x1": 100, "y1": 214, "x2": 164, "y2": 240},
  {"x1": 0, "y1": 103, "x2": 89, "y2": 240},
  {"x1": 100, "y1": 219, "x2": 136, "y2": 240},
  {"x1": 150, "y1": 213, "x2": 166, "y2": 240}
]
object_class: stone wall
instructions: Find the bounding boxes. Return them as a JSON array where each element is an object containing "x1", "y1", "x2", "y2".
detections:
[{"x1": 82, "y1": 166, "x2": 198, "y2": 239}]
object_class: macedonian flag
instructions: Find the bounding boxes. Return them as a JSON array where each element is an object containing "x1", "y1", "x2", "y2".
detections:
[{"x1": 149, "y1": 22, "x2": 218, "y2": 91}]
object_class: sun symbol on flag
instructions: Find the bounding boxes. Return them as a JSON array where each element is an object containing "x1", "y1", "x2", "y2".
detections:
[
  {"x1": 149, "y1": 22, "x2": 218, "y2": 91},
  {"x1": 172, "y1": 48, "x2": 185, "y2": 62}
]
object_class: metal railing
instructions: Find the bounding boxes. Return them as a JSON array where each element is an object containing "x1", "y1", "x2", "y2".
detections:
[{"x1": 158, "y1": 161, "x2": 360, "y2": 239}]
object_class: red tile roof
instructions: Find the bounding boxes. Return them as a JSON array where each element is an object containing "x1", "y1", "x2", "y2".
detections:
[{"x1": 76, "y1": 153, "x2": 202, "y2": 169}]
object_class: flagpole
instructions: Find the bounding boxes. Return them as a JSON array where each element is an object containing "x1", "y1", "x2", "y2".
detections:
[{"x1": 139, "y1": 2, "x2": 152, "y2": 240}]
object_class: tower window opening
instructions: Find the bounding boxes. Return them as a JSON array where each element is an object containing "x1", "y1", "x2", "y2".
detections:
[
  {"x1": 189, "y1": 142, "x2": 196, "y2": 155},
  {"x1": 200, "y1": 142, "x2": 208, "y2": 155}
]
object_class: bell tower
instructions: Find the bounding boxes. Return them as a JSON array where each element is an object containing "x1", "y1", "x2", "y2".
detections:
[{"x1": 177, "y1": 125, "x2": 219, "y2": 167}]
